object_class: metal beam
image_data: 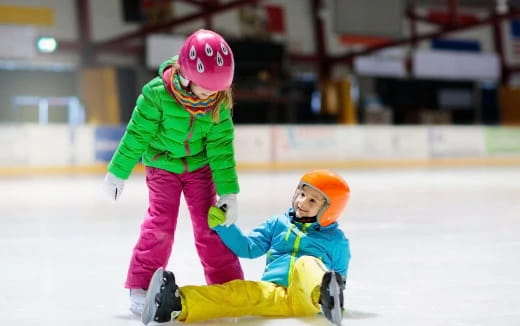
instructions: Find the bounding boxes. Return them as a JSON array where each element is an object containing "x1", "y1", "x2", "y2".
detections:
[
  {"x1": 448, "y1": 0, "x2": 459, "y2": 26},
  {"x1": 311, "y1": 0, "x2": 329, "y2": 79},
  {"x1": 203, "y1": 0, "x2": 220, "y2": 30},
  {"x1": 94, "y1": 0, "x2": 263, "y2": 52},
  {"x1": 408, "y1": 2, "x2": 418, "y2": 49},
  {"x1": 330, "y1": 8, "x2": 520, "y2": 65},
  {"x1": 76, "y1": 0, "x2": 94, "y2": 65},
  {"x1": 176, "y1": 0, "x2": 206, "y2": 6},
  {"x1": 491, "y1": 10, "x2": 508, "y2": 83}
]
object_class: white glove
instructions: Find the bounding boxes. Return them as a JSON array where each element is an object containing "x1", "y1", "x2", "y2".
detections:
[
  {"x1": 102, "y1": 172, "x2": 125, "y2": 201},
  {"x1": 216, "y1": 194, "x2": 238, "y2": 226}
]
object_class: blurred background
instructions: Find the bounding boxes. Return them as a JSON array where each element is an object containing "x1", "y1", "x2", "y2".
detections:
[
  {"x1": 1, "y1": 2, "x2": 520, "y2": 326},
  {"x1": 0, "y1": 0, "x2": 519, "y2": 171}
]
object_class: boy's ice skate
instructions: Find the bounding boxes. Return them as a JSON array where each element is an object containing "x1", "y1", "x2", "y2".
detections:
[
  {"x1": 141, "y1": 267, "x2": 182, "y2": 325},
  {"x1": 320, "y1": 271, "x2": 344, "y2": 326}
]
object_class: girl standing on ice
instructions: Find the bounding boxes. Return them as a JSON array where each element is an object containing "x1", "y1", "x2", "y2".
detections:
[{"x1": 102, "y1": 29, "x2": 244, "y2": 315}]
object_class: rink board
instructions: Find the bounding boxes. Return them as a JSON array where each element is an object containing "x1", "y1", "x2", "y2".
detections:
[{"x1": 0, "y1": 125, "x2": 519, "y2": 173}]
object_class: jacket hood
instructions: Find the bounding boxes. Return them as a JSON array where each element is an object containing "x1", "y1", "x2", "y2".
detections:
[
  {"x1": 158, "y1": 55, "x2": 178, "y2": 76},
  {"x1": 159, "y1": 56, "x2": 179, "y2": 97}
]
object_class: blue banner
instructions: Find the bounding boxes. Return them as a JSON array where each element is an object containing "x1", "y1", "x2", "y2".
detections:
[{"x1": 94, "y1": 126, "x2": 126, "y2": 162}]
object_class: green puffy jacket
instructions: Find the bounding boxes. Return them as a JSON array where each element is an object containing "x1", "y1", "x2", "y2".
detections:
[{"x1": 107, "y1": 56, "x2": 239, "y2": 195}]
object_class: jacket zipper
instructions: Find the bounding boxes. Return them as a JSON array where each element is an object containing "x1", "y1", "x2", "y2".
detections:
[
  {"x1": 152, "y1": 151, "x2": 167, "y2": 161},
  {"x1": 182, "y1": 115, "x2": 195, "y2": 172},
  {"x1": 287, "y1": 224, "x2": 308, "y2": 283}
]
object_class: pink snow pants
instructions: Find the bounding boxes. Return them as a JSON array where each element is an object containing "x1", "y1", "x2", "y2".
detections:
[{"x1": 125, "y1": 165, "x2": 244, "y2": 289}]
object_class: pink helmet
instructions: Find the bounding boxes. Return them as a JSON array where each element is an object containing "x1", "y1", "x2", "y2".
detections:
[{"x1": 178, "y1": 29, "x2": 234, "y2": 91}]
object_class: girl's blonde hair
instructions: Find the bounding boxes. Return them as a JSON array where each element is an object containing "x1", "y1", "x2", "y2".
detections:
[
  {"x1": 211, "y1": 88, "x2": 233, "y2": 123},
  {"x1": 174, "y1": 63, "x2": 233, "y2": 123}
]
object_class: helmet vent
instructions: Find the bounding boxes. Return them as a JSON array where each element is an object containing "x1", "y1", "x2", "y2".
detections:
[
  {"x1": 220, "y1": 42, "x2": 229, "y2": 55},
  {"x1": 189, "y1": 45, "x2": 196, "y2": 60},
  {"x1": 216, "y1": 52, "x2": 224, "y2": 66},
  {"x1": 196, "y1": 58, "x2": 204, "y2": 73},
  {"x1": 205, "y1": 43, "x2": 213, "y2": 56}
]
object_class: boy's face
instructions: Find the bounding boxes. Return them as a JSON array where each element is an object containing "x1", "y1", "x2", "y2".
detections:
[
  {"x1": 190, "y1": 82, "x2": 218, "y2": 99},
  {"x1": 294, "y1": 185, "x2": 326, "y2": 218}
]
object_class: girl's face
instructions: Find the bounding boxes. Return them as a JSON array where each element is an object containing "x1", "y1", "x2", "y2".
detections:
[
  {"x1": 294, "y1": 185, "x2": 326, "y2": 218},
  {"x1": 190, "y1": 82, "x2": 218, "y2": 99}
]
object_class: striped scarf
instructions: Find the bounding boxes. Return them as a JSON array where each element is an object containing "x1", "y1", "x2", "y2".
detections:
[{"x1": 169, "y1": 71, "x2": 217, "y2": 117}]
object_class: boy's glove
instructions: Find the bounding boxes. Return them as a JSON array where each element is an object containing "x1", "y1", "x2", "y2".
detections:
[
  {"x1": 102, "y1": 172, "x2": 125, "y2": 201},
  {"x1": 216, "y1": 194, "x2": 237, "y2": 226},
  {"x1": 208, "y1": 206, "x2": 227, "y2": 229}
]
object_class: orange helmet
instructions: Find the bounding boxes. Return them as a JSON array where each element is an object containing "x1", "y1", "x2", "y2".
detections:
[{"x1": 293, "y1": 169, "x2": 350, "y2": 227}]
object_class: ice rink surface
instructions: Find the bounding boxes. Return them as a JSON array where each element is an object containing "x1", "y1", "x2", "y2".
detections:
[{"x1": 1, "y1": 166, "x2": 519, "y2": 326}]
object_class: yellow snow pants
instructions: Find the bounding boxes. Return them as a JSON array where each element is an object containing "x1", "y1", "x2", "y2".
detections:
[{"x1": 177, "y1": 256, "x2": 327, "y2": 323}]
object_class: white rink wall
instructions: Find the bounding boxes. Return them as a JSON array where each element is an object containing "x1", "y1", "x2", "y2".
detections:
[
  {"x1": 0, "y1": 125, "x2": 519, "y2": 173},
  {"x1": 234, "y1": 125, "x2": 520, "y2": 168}
]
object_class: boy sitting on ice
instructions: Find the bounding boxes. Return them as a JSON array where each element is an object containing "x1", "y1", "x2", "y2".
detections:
[{"x1": 142, "y1": 169, "x2": 351, "y2": 326}]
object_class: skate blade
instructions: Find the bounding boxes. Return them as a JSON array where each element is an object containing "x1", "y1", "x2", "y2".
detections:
[
  {"x1": 141, "y1": 267, "x2": 164, "y2": 325},
  {"x1": 328, "y1": 272, "x2": 342, "y2": 326}
]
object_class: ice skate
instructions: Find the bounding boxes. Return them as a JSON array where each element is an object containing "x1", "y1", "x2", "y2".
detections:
[
  {"x1": 141, "y1": 267, "x2": 182, "y2": 325},
  {"x1": 129, "y1": 288, "x2": 147, "y2": 316},
  {"x1": 320, "y1": 271, "x2": 344, "y2": 326}
]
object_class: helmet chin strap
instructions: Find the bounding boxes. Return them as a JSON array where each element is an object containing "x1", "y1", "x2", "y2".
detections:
[
  {"x1": 178, "y1": 72, "x2": 190, "y2": 87},
  {"x1": 295, "y1": 215, "x2": 317, "y2": 223}
]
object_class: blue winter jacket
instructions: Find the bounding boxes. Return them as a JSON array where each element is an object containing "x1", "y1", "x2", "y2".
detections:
[{"x1": 214, "y1": 208, "x2": 350, "y2": 287}]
